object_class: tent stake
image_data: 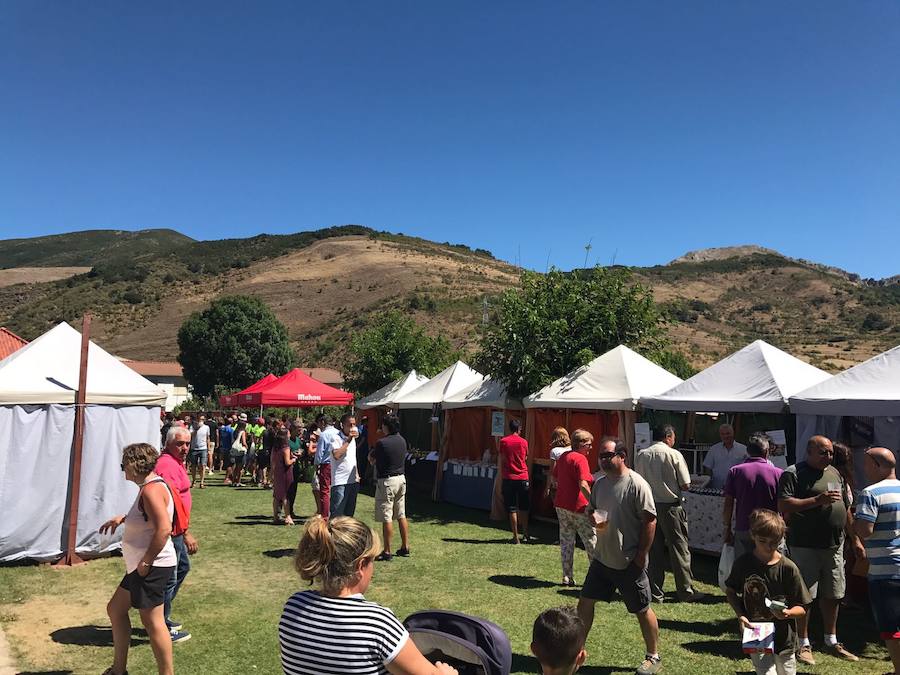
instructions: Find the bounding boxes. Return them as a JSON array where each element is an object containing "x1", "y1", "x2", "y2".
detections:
[{"x1": 54, "y1": 313, "x2": 92, "y2": 568}]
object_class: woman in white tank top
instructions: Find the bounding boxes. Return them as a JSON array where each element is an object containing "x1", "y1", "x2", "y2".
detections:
[{"x1": 99, "y1": 443, "x2": 177, "y2": 675}]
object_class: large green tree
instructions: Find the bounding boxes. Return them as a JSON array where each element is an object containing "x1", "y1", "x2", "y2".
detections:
[
  {"x1": 476, "y1": 267, "x2": 671, "y2": 397},
  {"x1": 177, "y1": 295, "x2": 294, "y2": 396},
  {"x1": 343, "y1": 310, "x2": 460, "y2": 395}
]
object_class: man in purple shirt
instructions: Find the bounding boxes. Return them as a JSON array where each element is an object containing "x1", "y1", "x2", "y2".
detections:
[{"x1": 722, "y1": 432, "x2": 783, "y2": 558}]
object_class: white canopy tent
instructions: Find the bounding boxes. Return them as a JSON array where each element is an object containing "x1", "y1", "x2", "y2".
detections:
[
  {"x1": 524, "y1": 345, "x2": 684, "y2": 410},
  {"x1": 789, "y1": 344, "x2": 900, "y2": 417},
  {"x1": 641, "y1": 340, "x2": 831, "y2": 413},
  {"x1": 0, "y1": 322, "x2": 166, "y2": 562},
  {"x1": 394, "y1": 361, "x2": 484, "y2": 409},
  {"x1": 357, "y1": 370, "x2": 430, "y2": 410},
  {"x1": 790, "y1": 344, "x2": 900, "y2": 463},
  {"x1": 522, "y1": 345, "x2": 684, "y2": 465},
  {"x1": 443, "y1": 376, "x2": 522, "y2": 410}
]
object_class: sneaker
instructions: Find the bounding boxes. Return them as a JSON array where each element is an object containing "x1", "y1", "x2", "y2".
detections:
[
  {"x1": 170, "y1": 630, "x2": 192, "y2": 644},
  {"x1": 165, "y1": 618, "x2": 183, "y2": 632},
  {"x1": 396, "y1": 547, "x2": 410, "y2": 557},
  {"x1": 375, "y1": 551, "x2": 393, "y2": 562},
  {"x1": 825, "y1": 643, "x2": 858, "y2": 662},
  {"x1": 636, "y1": 654, "x2": 662, "y2": 674},
  {"x1": 797, "y1": 645, "x2": 815, "y2": 665}
]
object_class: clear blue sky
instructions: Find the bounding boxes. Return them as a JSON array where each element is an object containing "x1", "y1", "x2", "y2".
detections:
[{"x1": 1, "y1": 2, "x2": 898, "y2": 277}]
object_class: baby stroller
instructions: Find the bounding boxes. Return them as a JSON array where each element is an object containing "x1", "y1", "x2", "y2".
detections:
[{"x1": 404, "y1": 610, "x2": 512, "y2": 675}]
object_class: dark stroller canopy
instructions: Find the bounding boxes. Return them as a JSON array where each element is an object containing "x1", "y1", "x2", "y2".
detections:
[{"x1": 404, "y1": 610, "x2": 512, "y2": 675}]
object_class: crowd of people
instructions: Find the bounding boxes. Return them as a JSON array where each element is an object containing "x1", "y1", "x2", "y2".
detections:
[
  {"x1": 495, "y1": 419, "x2": 899, "y2": 674},
  {"x1": 99, "y1": 412, "x2": 900, "y2": 675}
]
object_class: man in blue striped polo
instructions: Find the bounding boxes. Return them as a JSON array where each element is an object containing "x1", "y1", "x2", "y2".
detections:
[{"x1": 854, "y1": 446, "x2": 900, "y2": 675}]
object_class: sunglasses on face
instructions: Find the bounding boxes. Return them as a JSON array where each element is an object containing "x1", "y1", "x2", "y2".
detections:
[
  {"x1": 598, "y1": 452, "x2": 616, "y2": 460},
  {"x1": 120, "y1": 463, "x2": 127, "y2": 470}
]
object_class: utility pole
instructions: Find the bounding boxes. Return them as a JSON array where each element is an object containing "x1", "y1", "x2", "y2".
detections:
[{"x1": 583, "y1": 238, "x2": 593, "y2": 268}]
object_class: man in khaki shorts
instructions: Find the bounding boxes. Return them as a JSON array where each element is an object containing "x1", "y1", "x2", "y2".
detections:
[
  {"x1": 777, "y1": 435, "x2": 863, "y2": 664},
  {"x1": 369, "y1": 415, "x2": 409, "y2": 562}
]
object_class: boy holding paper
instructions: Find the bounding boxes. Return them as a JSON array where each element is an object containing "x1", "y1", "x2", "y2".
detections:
[{"x1": 725, "y1": 509, "x2": 811, "y2": 675}]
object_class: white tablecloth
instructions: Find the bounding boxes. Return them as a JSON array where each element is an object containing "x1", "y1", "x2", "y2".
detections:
[{"x1": 683, "y1": 490, "x2": 726, "y2": 555}]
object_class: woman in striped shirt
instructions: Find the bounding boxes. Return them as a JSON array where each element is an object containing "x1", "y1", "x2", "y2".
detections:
[{"x1": 279, "y1": 516, "x2": 457, "y2": 675}]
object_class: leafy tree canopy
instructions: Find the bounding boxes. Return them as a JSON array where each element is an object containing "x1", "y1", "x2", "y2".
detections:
[
  {"x1": 177, "y1": 295, "x2": 294, "y2": 396},
  {"x1": 343, "y1": 310, "x2": 460, "y2": 395},
  {"x1": 476, "y1": 267, "x2": 674, "y2": 397},
  {"x1": 647, "y1": 348, "x2": 697, "y2": 381}
]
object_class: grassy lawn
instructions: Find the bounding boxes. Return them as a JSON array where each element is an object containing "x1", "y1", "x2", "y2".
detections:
[{"x1": 0, "y1": 473, "x2": 891, "y2": 675}]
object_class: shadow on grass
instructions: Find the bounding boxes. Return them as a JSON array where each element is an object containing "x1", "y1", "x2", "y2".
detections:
[
  {"x1": 557, "y1": 588, "x2": 581, "y2": 599},
  {"x1": 510, "y1": 652, "x2": 633, "y2": 674},
  {"x1": 51, "y1": 625, "x2": 148, "y2": 647},
  {"x1": 681, "y1": 638, "x2": 744, "y2": 659},
  {"x1": 657, "y1": 617, "x2": 735, "y2": 638},
  {"x1": 264, "y1": 548, "x2": 295, "y2": 559},
  {"x1": 18, "y1": 671, "x2": 74, "y2": 675},
  {"x1": 488, "y1": 574, "x2": 558, "y2": 590},
  {"x1": 234, "y1": 514, "x2": 273, "y2": 520},
  {"x1": 442, "y1": 537, "x2": 511, "y2": 545}
]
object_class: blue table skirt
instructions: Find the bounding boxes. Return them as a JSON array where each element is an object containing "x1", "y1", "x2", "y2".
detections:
[{"x1": 441, "y1": 464, "x2": 497, "y2": 511}]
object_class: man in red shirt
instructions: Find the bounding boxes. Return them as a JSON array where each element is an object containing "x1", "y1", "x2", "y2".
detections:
[
  {"x1": 498, "y1": 419, "x2": 532, "y2": 544},
  {"x1": 155, "y1": 426, "x2": 199, "y2": 643}
]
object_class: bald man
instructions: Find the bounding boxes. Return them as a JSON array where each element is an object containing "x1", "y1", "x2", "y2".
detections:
[
  {"x1": 854, "y1": 446, "x2": 900, "y2": 674},
  {"x1": 778, "y1": 435, "x2": 860, "y2": 664},
  {"x1": 703, "y1": 424, "x2": 747, "y2": 489}
]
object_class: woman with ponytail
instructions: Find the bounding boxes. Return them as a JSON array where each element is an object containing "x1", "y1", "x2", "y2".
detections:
[{"x1": 279, "y1": 516, "x2": 457, "y2": 675}]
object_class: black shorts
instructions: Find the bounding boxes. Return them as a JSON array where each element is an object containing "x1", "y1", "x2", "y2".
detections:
[
  {"x1": 869, "y1": 579, "x2": 900, "y2": 640},
  {"x1": 257, "y1": 451, "x2": 271, "y2": 468},
  {"x1": 501, "y1": 479, "x2": 530, "y2": 513},
  {"x1": 119, "y1": 565, "x2": 173, "y2": 609},
  {"x1": 581, "y1": 559, "x2": 651, "y2": 614}
]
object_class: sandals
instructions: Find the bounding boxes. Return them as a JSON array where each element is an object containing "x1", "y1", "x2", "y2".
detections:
[{"x1": 102, "y1": 668, "x2": 128, "y2": 675}]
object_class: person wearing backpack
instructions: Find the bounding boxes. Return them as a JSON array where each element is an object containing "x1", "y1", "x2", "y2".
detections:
[
  {"x1": 100, "y1": 443, "x2": 177, "y2": 675},
  {"x1": 155, "y1": 426, "x2": 199, "y2": 644}
]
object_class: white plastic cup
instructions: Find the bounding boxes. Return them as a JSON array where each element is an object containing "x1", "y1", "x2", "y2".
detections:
[{"x1": 592, "y1": 509, "x2": 609, "y2": 531}]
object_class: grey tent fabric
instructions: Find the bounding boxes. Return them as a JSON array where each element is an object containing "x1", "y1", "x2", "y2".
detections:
[{"x1": 0, "y1": 404, "x2": 159, "y2": 562}]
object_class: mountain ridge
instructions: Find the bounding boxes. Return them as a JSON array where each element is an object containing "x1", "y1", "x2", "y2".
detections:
[{"x1": 0, "y1": 226, "x2": 898, "y2": 373}]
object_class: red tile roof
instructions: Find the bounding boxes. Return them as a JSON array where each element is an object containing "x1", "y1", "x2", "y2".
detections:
[
  {"x1": 299, "y1": 367, "x2": 344, "y2": 386},
  {"x1": 123, "y1": 361, "x2": 185, "y2": 377},
  {"x1": 0, "y1": 327, "x2": 28, "y2": 360}
]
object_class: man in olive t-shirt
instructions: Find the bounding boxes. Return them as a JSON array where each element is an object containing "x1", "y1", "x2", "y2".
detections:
[{"x1": 777, "y1": 435, "x2": 862, "y2": 664}]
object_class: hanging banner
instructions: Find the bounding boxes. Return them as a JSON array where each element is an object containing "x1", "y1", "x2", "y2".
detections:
[{"x1": 491, "y1": 411, "x2": 506, "y2": 437}]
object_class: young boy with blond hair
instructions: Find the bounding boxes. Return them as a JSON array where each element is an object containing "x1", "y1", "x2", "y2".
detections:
[{"x1": 725, "y1": 509, "x2": 811, "y2": 675}]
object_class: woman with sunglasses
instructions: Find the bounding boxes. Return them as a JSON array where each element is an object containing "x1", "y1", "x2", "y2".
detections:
[
  {"x1": 552, "y1": 429, "x2": 598, "y2": 586},
  {"x1": 279, "y1": 516, "x2": 458, "y2": 675},
  {"x1": 100, "y1": 443, "x2": 177, "y2": 675}
]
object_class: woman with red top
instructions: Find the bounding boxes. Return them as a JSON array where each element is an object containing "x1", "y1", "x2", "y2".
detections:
[{"x1": 552, "y1": 428, "x2": 597, "y2": 586}]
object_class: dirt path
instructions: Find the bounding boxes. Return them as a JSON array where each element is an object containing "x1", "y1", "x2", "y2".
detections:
[{"x1": 0, "y1": 624, "x2": 16, "y2": 675}]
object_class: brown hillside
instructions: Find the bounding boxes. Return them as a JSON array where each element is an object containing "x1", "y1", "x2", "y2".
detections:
[
  {"x1": 97, "y1": 235, "x2": 520, "y2": 365},
  {"x1": 2, "y1": 228, "x2": 898, "y2": 375}
]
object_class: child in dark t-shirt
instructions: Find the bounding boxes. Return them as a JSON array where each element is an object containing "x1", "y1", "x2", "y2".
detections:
[{"x1": 726, "y1": 509, "x2": 812, "y2": 675}]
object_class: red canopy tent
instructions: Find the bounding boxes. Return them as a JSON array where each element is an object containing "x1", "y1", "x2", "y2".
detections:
[
  {"x1": 219, "y1": 373, "x2": 277, "y2": 407},
  {"x1": 243, "y1": 368, "x2": 353, "y2": 407}
]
